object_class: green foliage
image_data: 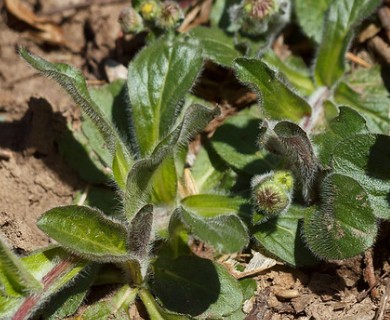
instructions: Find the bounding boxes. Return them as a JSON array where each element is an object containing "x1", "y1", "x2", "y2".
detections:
[
  {"x1": 37, "y1": 206, "x2": 130, "y2": 262},
  {"x1": 81, "y1": 285, "x2": 138, "y2": 319},
  {"x1": 0, "y1": 236, "x2": 42, "y2": 297},
  {"x1": 171, "y1": 206, "x2": 249, "y2": 254},
  {"x1": 127, "y1": 36, "x2": 203, "y2": 156},
  {"x1": 314, "y1": 0, "x2": 382, "y2": 87},
  {"x1": 234, "y1": 58, "x2": 312, "y2": 122},
  {"x1": 334, "y1": 66, "x2": 390, "y2": 133},
  {"x1": 293, "y1": 0, "x2": 332, "y2": 43},
  {"x1": 7, "y1": 0, "x2": 389, "y2": 317},
  {"x1": 150, "y1": 255, "x2": 243, "y2": 318},
  {"x1": 304, "y1": 174, "x2": 377, "y2": 259}
]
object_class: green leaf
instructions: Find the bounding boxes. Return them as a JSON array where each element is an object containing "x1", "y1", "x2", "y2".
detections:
[
  {"x1": 81, "y1": 285, "x2": 138, "y2": 320},
  {"x1": 151, "y1": 154, "x2": 178, "y2": 205},
  {"x1": 128, "y1": 36, "x2": 203, "y2": 156},
  {"x1": 57, "y1": 125, "x2": 110, "y2": 184},
  {"x1": 181, "y1": 194, "x2": 247, "y2": 218},
  {"x1": 80, "y1": 116, "x2": 112, "y2": 167},
  {"x1": 304, "y1": 174, "x2": 377, "y2": 259},
  {"x1": 139, "y1": 288, "x2": 188, "y2": 320},
  {"x1": 211, "y1": 107, "x2": 278, "y2": 175},
  {"x1": 128, "y1": 205, "x2": 153, "y2": 260},
  {"x1": 89, "y1": 80, "x2": 132, "y2": 143},
  {"x1": 262, "y1": 50, "x2": 315, "y2": 96},
  {"x1": 190, "y1": 26, "x2": 240, "y2": 67},
  {"x1": 19, "y1": 48, "x2": 131, "y2": 161},
  {"x1": 124, "y1": 104, "x2": 219, "y2": 221},
  {"x1": 0, "y1": 294, "x2": 22, "y2": 319},
  {"x1": 14, "y1": 246, "x2": 89, "y2": 320},
  {"x1": 113, "y1": 142, "x2": 131, "y2": 190},
  {"x1": 37, "y1": 206, "x2": 130, "y2": 262},
  {"x1": 263, "y1": 121, "x2": 321, "y2": 203},
  {"x1": 313, "y1": 106, "x2": 368, "y2": 165},
  {"x1": 0, "y1": 235, "x2": 42, "y2": 297},
  {"x1": 293, "y1": 0, "x2": 332, "y2": 43},
  {"x1": 332, "y1": 134, "x2": 390, "y2": 219},
  {"x1": 172, "y1": 206, "x2": 249, "y2": 254},
  {"x1": 150, "y1": 255, "x2": 243, "y2": 318},
  {"x1": 314, "y1": 0, "x2": 382, "y2": 87},
  {"x1": 44, "y1": 266, "x2": 98, "y2": 320},
  {"x1": 252, "y1": 206, "x2": 319, "y2": 266},
  {"x1": 191, "y1": 146, "x2": 237, "y2": 193},
  {"x1": 234, "y1": 58, "x2": 312, "y2": 122},
  {"x1": 334, "y1": 66, "x2": 390, "y2": 134},
  {"x1": 239, "y1": 278, "x2": 257, "y2": 300}
]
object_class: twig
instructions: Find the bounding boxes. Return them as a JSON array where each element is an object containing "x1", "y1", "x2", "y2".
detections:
[
  {"x1": 346, "y1": 52, "x2": 372, "y2": 68},
  {"x1": 375, "y1": 278, "x2": 390, "y2": 320},
  {"x1": 40, "y1": 0, "x2": 128, "y2": 16},
  {"x1": 364, "y1": 250, "x2": 380, "y2": 299},
  {"x1": 357, "y1": 270, "x2": 390, "y2": 302}
]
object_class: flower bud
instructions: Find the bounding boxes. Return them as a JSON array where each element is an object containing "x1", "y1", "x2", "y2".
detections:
[
  {"x1": 243, "y1": 0, "x2": 275, "y2": 20},
  {"x1": 253, "y1": 181, "x2": 290, "y2": 216},
  {"x1": 139, "y1": 0, "x2": 161, "y2": 21},
  {"x1": 156, "y1": 1, "x2": 184, "y2": 29},
  {"x1": 118, "y1": 6, "x2": 144, "y2": 34},
  {"x1": 251, "y1": 170, "x2": 293, "y2": 217},
  {"x1": 274, "y1": 170, "x2": 294, "y2": 192}
]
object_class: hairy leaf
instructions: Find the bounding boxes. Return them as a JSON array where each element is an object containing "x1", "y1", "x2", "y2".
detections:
[
  {"x1": 314, "y1": 0, "x2": 382, "y2": 87},
  {"x1": 124, "y1": 104, "x2": 219, "y2": 221},
  {"x1": 150, "y1": 255, "x2": 243, "y2": 318},
  {"x1": 37, "y1": 206, "x2": 130, "y2": 262},
  {"x1": 14, "y1": 246, "x2": 89, "y2": 320},
  {"x1": 128, "y1": 205, "x2": 153, "y2": 260},
  {"x1": 334, "y1": 66, "x2": 390, "y2": 134},
  {"x1": 81, "y1": 285, "x2": 137, "y2": 320},
  {"x1": 181, "y1": 194, "x2": 247, "y2": 218},
  {"x1": 313, "y1": 106, "x2": 368, "y2": 165},
  {"x1": 211, "y1": 107, "x2": 278, "y2": 175},
  {"x1": 190, "y1": 26, "x2": 240, "y2": 67},
  {"x1": 332, "y1": 134, "x2": 390, "y2": 219},
  {"x1": 262, "y1": 121, "x2": 321, "y2": 203},
  {"x1": 234, "y1": 58, "x2": 312, "y2": 122},
  {"x1": 19, "y1": 48, "x2": 131, "y2": 163},
  {"x1": 252, "y1": 206, "x2": 319, "y2": 266},
  {"x1": 172, "y1": 206, "x2": 249, "y2": 254},
  {"x1": 304, "y1": 174, "x2": 377, "y2": 259},
  {"x1": 44, "y1": 266, "x2": 98, "y2": 320},
  {"x1": 57, "y1": 124, "x2": 110, "y2": 184},
  {"x1": 0, "y1": 235, "x2": 42, "y2": 297},
  {"x1": 262, "y1": 50, "x2": 315, "y2": 96},
  {"x1": 128, "y1": 36, "x2": 203, "y2": 156},
  {"x1": 191, "y1": 146, "x2": 237, "y2": 194},
  {"x1": 293, "y1": 0, "x2": 332, "y2": 43}
]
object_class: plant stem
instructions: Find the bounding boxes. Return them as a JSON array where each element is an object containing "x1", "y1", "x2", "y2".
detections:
[
  {"x1": 12, "y1": 259, "x2": 74, "y2": 320},
  {"x1": 138, "y1": 288, "x2": 165, "y2": 320}
]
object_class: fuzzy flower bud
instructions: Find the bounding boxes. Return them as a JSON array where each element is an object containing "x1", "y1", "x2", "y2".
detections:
[
  {"x1": 253, "y1": 181, "x2": 289, "y2": 216},
  {"x1": 140, "y1": 0, "x2": 161, "y2": 21},
  {"x1": 118, "y1": 6, "x2": 144, "y2": 34},
  {"x1": 251, "y1": 170, "x2": 294, "y2": 217},
  {"x1": 156, "y1": 1, "x2": 184, "y2": 29},
  {"x1": 243, "y1": 0, "x2": 275, "y2": 20},
  {"x1": 228, "y1": 0, "x2": 290, "y2": 37}
]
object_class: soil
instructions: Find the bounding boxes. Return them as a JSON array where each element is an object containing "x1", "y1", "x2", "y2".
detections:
[{"x1": 0, "y1": 0, "x2": 389, "y2": 319}]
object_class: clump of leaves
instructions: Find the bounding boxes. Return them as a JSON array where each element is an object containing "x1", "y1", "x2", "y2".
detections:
[
  {"x1": 1, "y1": 0, "x2": 389, "y2": 318},
  {"x1": 208, "y1": 0, "x2": 389, "y2": 265},
  {"x1": 1, "y1": 34, "x2": 254, "y2": 319}
]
